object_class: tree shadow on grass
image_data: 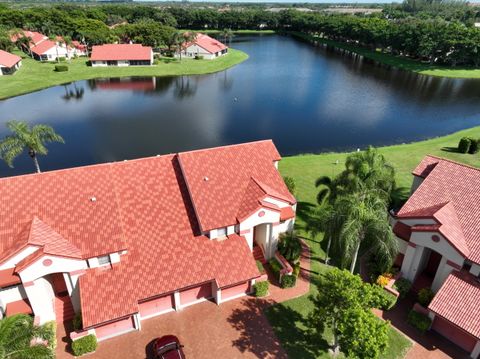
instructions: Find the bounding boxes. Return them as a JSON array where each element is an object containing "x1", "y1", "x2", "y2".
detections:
[{"x1": 441, "y1": 146, "x2": 460, "y2": 153}]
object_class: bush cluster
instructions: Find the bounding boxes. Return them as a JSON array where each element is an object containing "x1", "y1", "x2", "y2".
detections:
[
  {"x1": 54, "y1": 65, "x2": 68, "y2": 72},
  {"x1": 418, "y1": 287, "x2": 435, "y2": 307},
  {"x1": 393, "y1": 278, "x2": 412, "y2": 299},
  {"x1": 253, "y1": 281, "x2": 269, "y2": 297},
  {"x1": 268, "y1": 258, "x2": 282, "y2": 280},
  {"x1": 72, "y1": 334, "x2": 97, "y2": 356},
  {"x1": 458, "y1": 137, "x2": 480, "y2": 154},
  {"x1": 194, "y1": 55, "x2": 204, "y2": 60},
  {"x1": 407, "y1": 310, "x2": 432, "y2": 333},
  {"x1": 371, "y1": 287, "x2": 397, "y2": 311},
  {"x1": 280, "y1": 274, "x2": 296, "y2": 288}
]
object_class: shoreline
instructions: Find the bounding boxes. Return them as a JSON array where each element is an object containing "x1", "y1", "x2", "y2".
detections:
[
  {"x1": 0, "y1": 48, "x2": 248, "y2": 100},
  {"x1": 290, "y1": 32, "x2": 480, "y2": 80}
]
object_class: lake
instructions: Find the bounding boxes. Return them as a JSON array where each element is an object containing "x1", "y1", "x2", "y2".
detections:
[{"x1": 1, "y1": 34, "x2": 480, "y2": 176}]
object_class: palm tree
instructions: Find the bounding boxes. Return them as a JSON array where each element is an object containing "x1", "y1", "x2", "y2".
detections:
[
  {"x1": 62, "y1": 36, "x2": 73, "y2": 62},
  {"x1": 329, "y1": 186, "x2": 397, "y2": 273},
  {"x1": 0, "y1": 121, "x2": 65, "y2": 173},
  {"x1": 0, "y1": 314, "x2": 54, "y2": 359},
  {"x1": 172, "y1": 31, "x2": 197, "y2": 61},
  {"x1": 48, "y1": 35, "x2": 60, "y2": 63},
  {"x1": 219, "y1": 28, "x2": 234, "y2": 46}
]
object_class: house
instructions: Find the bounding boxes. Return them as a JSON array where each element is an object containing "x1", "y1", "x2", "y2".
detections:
[
  {"x1": 0, "y1": 50, "x2": 22, "y2": 76},
  {"x1": 90, "y1": 44, "x2": 153, "y2": 67},
  {"x1": 392, "y1": 155, "x2": 480, "y2": 358},
  {"x1": 10, "y1": 30, "x2": 47, "y2": 48},
  {"x1": 10, "y1": 30, "x2": 72, "y2": 61},
  {"x1": 179, "y1": 33, "x2": 228, "y2": 60},
  {"x1": 0, "y1": 140, "x2": 296, "y2": 343},
  {"x1": 70, "y1": 41, "x2": 87, "y2": 57}
]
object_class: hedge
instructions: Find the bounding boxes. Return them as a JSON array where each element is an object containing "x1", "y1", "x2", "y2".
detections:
[
  {"x1": 393, "y1": 278, "x2": 412, "y2": 299},
  {"x1": 72, "y1": 334, "x2": 97, "y2": 356},
  {"x1": 256, "y1": 260, "x2": 265, "y2": 274},
  {"x1": 269, "y1": 258, "x2": 282, "y2": 280},
  {"x1": 195, "y1": 55, "x2": 204, "y2": 60},
  {"x1": 253, "y1": 281, "x2": 269, "y2": 297},
  {"x1": 469, "y1": 138, "x2": 480, "y2": 154},
  {"x1": 407, "y1": 310, "x2": 432, "y2": 333},
  {"x1": 418, "y1": 287, "x2": 435, "y2": 307},
  {"x1": 280, "y1": 274, "x2": 296, "y2": 288},
  {"x1": 458, "y1": 137, "x2": 472, "y2": 153},
  {"x1": 54, "y1": 65, "x2": 68, "y2": 72}
]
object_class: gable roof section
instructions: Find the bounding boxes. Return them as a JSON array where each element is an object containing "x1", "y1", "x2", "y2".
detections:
[
  {"x1": 90, "y1": 44, "x2": 152, "y2": 61},
  {"x1": 79, "y1": 155, "x2": 260, "y2": 328},
  {"x1": 412, "y1": 155, "x2": 440, "y2": 178},
  {"x1": 398, "y1": 156, "x2": 480, "y2": 263},
  {"x1": 178, "y1": 140, "x2": 295, "y2": 232},
  {"x1": 429, "y1": 271, "x2": 480, "y2": 339},
  {"x1": 30, "y1": 40, "x2": 57, "y2": 56},
  {"x1": 10, "y1": 31, "x2": 47, "y2": 47},
  {"x1": 0, "y1": 50, "x2": 21, "y2": 68},
  {"x1": 187, "y1": 33, "x2": 227, "y2": 54}
]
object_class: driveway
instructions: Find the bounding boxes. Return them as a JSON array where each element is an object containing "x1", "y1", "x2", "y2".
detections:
[{"x1": 56, "y1": 241, "x2": 311, "y2": 358}]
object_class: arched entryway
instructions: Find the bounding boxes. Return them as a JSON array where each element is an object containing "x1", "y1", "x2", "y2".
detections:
[
  {"x1": 48, "y1": 273, "x2": 75, "y2": 322},
  {"x1": 253, "y1": 223, "x2": 272, "y2": 260},
  {"x1": 413, "y1": 248, "x2": 442, "y2": 292}
]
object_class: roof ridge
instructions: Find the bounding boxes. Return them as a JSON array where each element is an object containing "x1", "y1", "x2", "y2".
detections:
[
  {"x1": 425, "y1": 154, "x2": 480, "y2": 173},
  {"x1": 177, "y1": 140, "x2": 275, "y2": 157}
]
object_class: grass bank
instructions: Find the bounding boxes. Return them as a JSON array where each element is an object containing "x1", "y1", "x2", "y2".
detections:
[
  {"x1": 0, "y1": 48, "x2": 248, "y2": 100},
  {"x1": 267, "y1": 126, "x2": 480, "y2": 358},
  {"x1": 292, "y1": 32, "x2": 480, "y2": 79}
]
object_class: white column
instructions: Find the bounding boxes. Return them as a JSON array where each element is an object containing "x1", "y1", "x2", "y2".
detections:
[
  {"x1": 401, "y1": 244, "x2": 425, "y2": 282},
  {"x1": 133, "y1": 313, "x2": 141, "y2": 330},
  {"x1": 212, "y1": 281, "x2": 221, "y2": 305},
  {"x1": 431, "y1": 257, "x2": 452, "y2": 292},
  {"x1": 471, "y1": 340, "x2": 480, "y2": 359},
  {"x1": 173, "y1": 291, "x2": 181, "y2": 311}
]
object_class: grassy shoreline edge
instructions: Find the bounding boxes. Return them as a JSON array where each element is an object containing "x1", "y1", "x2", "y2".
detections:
[
  {"x1": 0, "y1": 48, "x2": 248, "y2": 100},
  {"x1": 291, "y1": 31, "x2": 480, "y2": 79}
]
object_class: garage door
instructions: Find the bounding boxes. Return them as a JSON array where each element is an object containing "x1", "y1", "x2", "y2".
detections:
[
  {"x1": 222, "y1": 282, "x2": 250, "y2": 301},
  {"x1": 95, "y1": 316, "x2": 135, "y2": 341},
  {"x1": 432, "y1": 316, "x2": 477, "y2": 353},
  {"x1": 180, "y1": 282, "x2": 212, "y2": 306},
  {"x1": 139, "y1": 294, "x2": 174, "y2": 319}
]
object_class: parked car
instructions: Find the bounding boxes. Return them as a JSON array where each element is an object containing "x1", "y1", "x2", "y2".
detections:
[{"x1": 153, "y1": 335, "x2": 186, "y2": 359}]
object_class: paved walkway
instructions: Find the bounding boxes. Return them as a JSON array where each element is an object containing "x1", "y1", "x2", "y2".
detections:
[{"x1": 56, "y1": 242, "x2": 311, "y2": 359}]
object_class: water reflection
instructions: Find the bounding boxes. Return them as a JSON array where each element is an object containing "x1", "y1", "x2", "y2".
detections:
[{"x1": 1, "y1": 34, "x2": 480, "y2": 177}]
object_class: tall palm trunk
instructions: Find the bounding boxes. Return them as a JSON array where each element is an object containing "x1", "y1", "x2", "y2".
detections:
[
  {"x1": 28, "y1": 149, "x2": 41, "y2": 173},
  {"x1": 325, "y1": 236, "x2": 332, "y2": 264},
  {"x1": 349, "y1": 237, "x2": 362, "y2": 274}
]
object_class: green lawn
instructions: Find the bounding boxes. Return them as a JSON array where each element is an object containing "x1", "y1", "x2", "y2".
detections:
[
  {"x1": 0, "y1": 48, "x2": 248, "y2": 100},
  {"x1": 267, "y1": 126, "x2": 480, "y2": 358},
  {"x1": 291, "y1": 32, "x2": 480, "y2": 79}
]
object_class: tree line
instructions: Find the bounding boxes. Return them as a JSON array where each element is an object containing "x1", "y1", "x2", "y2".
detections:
[{"x1": 1, "y1": 2, "x2": 480, "y2": 66}]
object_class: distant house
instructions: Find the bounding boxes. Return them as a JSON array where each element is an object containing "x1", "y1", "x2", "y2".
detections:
[
  {"x1": 0, "y1": 50, "x2": 22, "y2": 76},
  {"x1": 179, "y1": 33, "x2": 228, "y2": 60},
  {"x1": 70, "y1": 41, "x2": 87, "y2": 57},
  {"x1": 10, "y1": 30, "x2": 47, "y2": 48},
  {"x1": 10, "y1": 30, "x2": 74, "y2": 62},
  {"x1": 90, "y1": 44, "x2": 153, "y2": 67}
]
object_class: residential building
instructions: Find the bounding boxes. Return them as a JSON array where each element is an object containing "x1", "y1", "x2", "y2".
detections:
[
  {"x1": 392, "y1": 155, "x2": 480, "y2": 358},
  {"x1": 0, "y1": 50, "x2": 22, "y2": 76},
  {"x1": 90, "y1": 44, "x2": 153, "y2": 67},
  {"x1": 179, "y1": 33, "x2": 228, "y2": 60},
  {"x1": 0, "y1": 140, "x2": 296, "y2": 343}
]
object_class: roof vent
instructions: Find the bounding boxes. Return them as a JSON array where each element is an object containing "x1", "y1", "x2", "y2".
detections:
[
  {"x1": 90, "y1": 196, "x2": 97, "y2": 202},
  {"x1": 204, "y1": 177, "x2": 209, "y2": 182}
]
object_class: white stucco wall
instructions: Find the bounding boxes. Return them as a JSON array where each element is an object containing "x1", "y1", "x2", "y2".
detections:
[
  {"x1": 24, "y1": 277, "x2": 55, "y2": 324},
  {"x1": 18, "y1": 255, "x2": 87, "y2": 283},
  {"x1": 0, "y1": 285, "x2": 27, "y2": 311},
  {"x1": 411, "y1": 232, "x2": 465, "y2": 267},
  {"x1": 42, "y1": 45, "x2": 70, "y2": 61},
  {"x1": 399, "y1": 218, "x2": 437, "y2": 226},
  {"x1": 180, "y1": 44, "x2": 217, "y2": 59},
  {"x1": 396, "y1": 237, "x2": 409, "y2": 255},
  {"x1": 262, "y1": 196, "x2": 290, "y2": 208}
]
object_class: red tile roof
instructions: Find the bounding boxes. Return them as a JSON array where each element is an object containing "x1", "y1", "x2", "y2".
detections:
[
  {"x1": 280, "y1": 207, "x2": 295, "y2": 221},
  {"x1": 187, "y1": 33, "x2": 227, "y2": 54},
  {"x1": 0, "y1": 50, "x2": 21, "y2": 68},
  {"x1": 79, "y1": 155, "x2": 260, "y2": 327},
  {"x1": 30, "y1": 40, "x2": 57, "y2": 55},
  {"x1": 429, "y1": 271, "x2": 480, "y2": 339},
  {"x1": 398, "y1": 156, "x2": 480, "y2": 263},
  {"x1": 10, "y1": 30, "x2": 47, "y2": 46},
  {"x1": 90, "y1": 44, "x2": 152, "y2": 61},
  {"x1": 0, "y1": 267, "x2": 21, "y2": 288},
  {"x1": 178, "y1": 140, "x2": 295, "y2": 231}
]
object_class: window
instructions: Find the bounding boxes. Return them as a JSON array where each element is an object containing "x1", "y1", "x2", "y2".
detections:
[
  {"x1": 217, "y1": 227, "x2": 227, "y2": 237},
  {"x1": 98, "y1": 255, "x2": 110, "y2": 266}
]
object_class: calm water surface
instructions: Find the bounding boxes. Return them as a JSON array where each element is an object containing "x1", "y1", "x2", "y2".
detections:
[{"x1": 1, "y1": 34, "x2": 480, "y2": 176}]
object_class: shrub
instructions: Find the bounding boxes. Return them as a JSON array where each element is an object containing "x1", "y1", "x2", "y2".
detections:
[
  {"x1": 54, "y1": 65, "x2": 68, "y2": 72},
  {"x1": 458, "y1": 137, "x2": 471, "y2": 153},
  {"x1": 58, "y1": 57, "x2": 66, "y2": 62},
  {"x1": 283, "y1": 176, "x2": 296, "y2": 196},
  {"x1": 469, "y1": 138, "x2": 480, "y2": 154},
  {"x1": 393, "y1": 278, "x2": 412, "y2": 299},
  {"x1": 253, "y1": 281, "x2": 269, "y2": 297},
  {"x1": 418, "y1": 287, "x2": 435, "y2": 307},
  {"x1": 376, "y1": 274, "x2": 391, "y2": 287},
  {"x1": 280, "y1": 274, "x2": 297, "y2": 288},
  {"x1": 42, "y1": 321, "x2": 57, "y2": 350},
  {"x1": 370, "y1": 286, "x2": 397, "y2": 310},
  {"x1": 256, "y1": 260, "x2": 265, "y2": 274},
  {"x1": 194, "y1": 55, "x2": 204, "y2": 60},
  {"x1": 278, "y1": 232, "x2": 301, "y2": 264},
  {"x1": 269, "y1": 258, "x2": 282, "y2": 280},
  {"x1": 72, "y1": 334, "x2": 97, "y2": 356},
  {"x1": 407, "y1": 310, "x2": 432, "y2": 333},
  {"x1": 153, "y1": 59, "x2": 160, "y2": 65},
  {"x1": 73, "y1": 312, "x2": 83, "y2": 331}
]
